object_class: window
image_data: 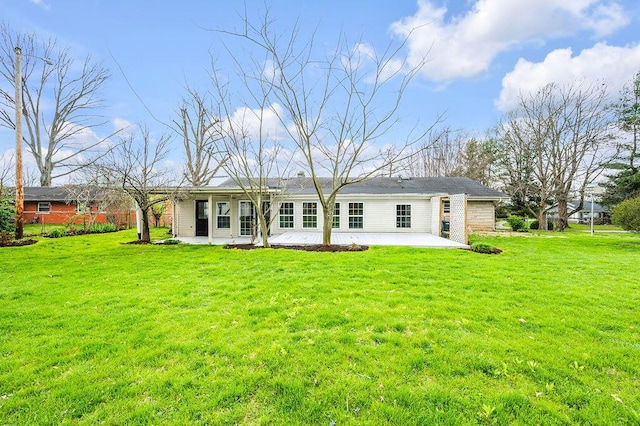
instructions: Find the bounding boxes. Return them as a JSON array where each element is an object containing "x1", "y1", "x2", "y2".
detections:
[
  {"x1": 443, "y1": 200, "x2": 450, "y2": 214},
  {"x1": 302, "y1": 202, "x2": 317, "y2": 228},
  {"x1": 332, "y1": 202, "x2": 340, "y2": 229},
  {"x1": 77, "y1": 203, "x2": 88, "y2": 214},
  {"x1": 279, "y1": 202, "x2": 294, "y2": 228},
  {"x1": 37, "y1": 202, "x2": 50, "y2": 213},
  {"x1": 217, "y1": 201, "x2": 230, "y2": 229},
  {"x1": 396, "y1": 204, "x2": 411, "y2": 228},
  {"x1": 348, "y1": 202, "x2": 363, "y2": 229}
]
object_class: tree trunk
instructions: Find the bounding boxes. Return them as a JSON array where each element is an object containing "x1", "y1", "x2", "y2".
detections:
[
  {"x1": 322, "y1": 205, "x2": 333, "y2": 246},
  {"x1": 140, "y1": 208, "x2": 151, "y2": 242},
  {"x1": 259, "y1": 216, "x2": 270, "y2": 248},
  {"x1": 557, "y1": 198, "x2": 569, "y2": 232},
  {"x1": 537, "y1": 191, "x2": 548, "y2": 231}
]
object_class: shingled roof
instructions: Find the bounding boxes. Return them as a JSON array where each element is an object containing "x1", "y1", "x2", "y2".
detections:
[
  {"x1": 218, "y1": 177, "x2": 506, "y2": 199},
  {"x1": 23, "y1": 187, "x2": 73, "y2": 202}
]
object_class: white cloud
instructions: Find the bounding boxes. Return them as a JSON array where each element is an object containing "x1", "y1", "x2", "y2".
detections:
[
  {"x1": 29, "y1": 0, "x2": 51, "y2": 11},
  {"x1": 496, "y1": 42, "x2": 640, "y2": 111},
  {"x1": 112, "y1": 118, "x2": 135, "y2": 136},
  {"x1": 226, "y1": 103, "x2": 288, "y2": 142},
  {"x1": 390, "y1": 0, "x2": 630, "y2": 82}
]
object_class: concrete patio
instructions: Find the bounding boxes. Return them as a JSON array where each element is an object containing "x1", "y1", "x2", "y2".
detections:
[{"x1": 171, "y1": 232, "x2": 468, "y2": 249}]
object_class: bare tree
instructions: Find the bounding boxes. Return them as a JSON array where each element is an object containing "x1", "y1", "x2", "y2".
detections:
[
  {"x1": 174, "y1": 88, "x2": 227, "y2": 186},
  {"x1": 65, "y1": 172, "x2": 133, "y2": 231},
  {"x1": 0, "y1": 153, "x2": 12, "y2": 198},
  {"x1": 497, "y1": 82, "x2": 616, "y2": 229},
  {"x1": 209, "y1": 63, "x2": 291, "y2": 247},
  {"x1": 400, "y1": 128, "x2": 465, "y2": 177},
  {"x1": 100, "y1": 127, "x2": 180, "y2": 242},
  {"x1": 217, "y1": 11, "x2": 437, "y2": 245},
  {"x1": 0, "y1": 22, "x2": 113, "y2": 186}
]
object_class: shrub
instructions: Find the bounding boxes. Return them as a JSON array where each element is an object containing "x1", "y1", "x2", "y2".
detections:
[
  {"x1": 506, "y1": 215, "x2": 526, "y2": 231},
  {"x1": 471, "y1": 242, "x2": 502, "y2": 254},
  {"x1": 0, "y1": 197, "x2": 15, "y2": 232},
  {"x1": 162, "y1": 239, "x2": 180, "y2": 245},
  {"x1": 89, "y1": 223, "x2": 116, "y2": 233},
  {"x1": 612, "y1": 197, "x2": 640, "y2": 232},
  {"x1": 529, "y1": 220, "x2": 554, "y2": 230},
  {"x1": 48, "y1": 229, "x2": 65, "y2": 238},
  {"x1": 0, "y1": 230, "x2": 12, "y2": 245}
]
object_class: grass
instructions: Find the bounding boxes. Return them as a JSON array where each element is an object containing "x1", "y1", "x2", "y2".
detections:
[{"x1": 1, "y1": 229, "x2": 639, "y2": 424}]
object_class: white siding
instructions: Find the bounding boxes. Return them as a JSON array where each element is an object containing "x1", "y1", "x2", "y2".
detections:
[
  {"x1": 277, "y1": 195, "x2": 432, "y2": 233},
  {"x1": 177, "y1": 197, "x2": 196, "y2": 237}
]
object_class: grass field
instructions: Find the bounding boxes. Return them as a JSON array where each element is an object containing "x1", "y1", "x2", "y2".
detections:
[{"x1": 1, "y1": 229, "x2": 639, "y2": 424}]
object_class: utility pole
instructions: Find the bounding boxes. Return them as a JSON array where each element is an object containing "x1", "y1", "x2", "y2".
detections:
[{"x1": 14, "y1": 47, "x2": 23, "y2": 240}]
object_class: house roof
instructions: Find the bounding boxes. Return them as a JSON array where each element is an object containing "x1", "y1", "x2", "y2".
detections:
[
  {"x1": 217, "y1": 176, "x2": 506, "y2": 199},
  {"x1": 24, "y1": 186, "x2": 111, "y2": 203},
  {"x1": 24, "y1": 187, "x2": 73, "y2": 202}
]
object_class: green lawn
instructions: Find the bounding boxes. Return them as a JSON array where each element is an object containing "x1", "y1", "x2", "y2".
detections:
[{"x1": 1, "y1": 230, "x2": 638, "y2": 424}]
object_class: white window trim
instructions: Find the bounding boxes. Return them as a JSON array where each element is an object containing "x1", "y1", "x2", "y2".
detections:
[
  {"x1": 216, "y1": 201, "x2": 231, "y2": 229},
  {"x1": 302, "y1": 201, "x2": 318, "y2": 229},
  {"x1": 348, "y1": 202, "x2": 364, "y2": 229},
  {"x1": 279, "y1": 202, "x2": 294, "y2": 229},
  {"x1": 37, "y1": 202, "x2": 51, "y2": 214},
  {"x1": 396, "y1": 204, "x2": 412, "y2": 228}
]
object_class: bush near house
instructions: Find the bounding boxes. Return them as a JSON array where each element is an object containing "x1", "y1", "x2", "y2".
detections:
[
  {"x1": 529, "y1": 219, "x2": 554, "y2": 230},
  {"x1": 506, "y1": 215, "x2": 527, "y2": 231},
  {"x1": 612, "y1": 196, "x2": 640, "y2": 232}
]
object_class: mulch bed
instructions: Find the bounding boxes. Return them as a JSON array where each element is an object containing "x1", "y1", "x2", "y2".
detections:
[
  {"x1": 225, "y1": 243, "x2": 369, "y2": 252},
  {"x1": 0, "y1": 239, "x2": 38, "y2": 247}
]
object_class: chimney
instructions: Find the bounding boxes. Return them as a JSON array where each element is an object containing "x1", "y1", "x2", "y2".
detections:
[{"x1": 297, "y1": 171, "x2": 305, "y2": 178}]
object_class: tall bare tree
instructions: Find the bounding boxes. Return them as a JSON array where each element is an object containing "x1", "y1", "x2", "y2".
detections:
[
  {"x1": 497, "y1": 82, "x2": 616, "y2": 229},
  {"x1": 400, "y1": 128, "x2": 465, "y2": 177},
  {"x1": 100, "y1": 127, "x2": 180, "y2": 242},
  {"x1": 209, "y1": 62, "x2": 291, "y2": 247},
  {"x1": 174, "y1": 88, "x2": 227, "y2": 186},
  {"x1": 0, "y1": 22, "x2": 112, "y2": 186},
  {"x1": 218, "y1": 11, "x2": 437, "y2": 245}
]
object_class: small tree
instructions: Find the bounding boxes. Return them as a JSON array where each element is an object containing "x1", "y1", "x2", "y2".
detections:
[
  {"x1": 612, "y1": 197, "x2": 640, "y2": 232},
  {"x1": 100, "y1": 126, "x2": 181, "y2": 242},
  {"x1": 217, "y1": 10, "x2": 437, "y2": 245},
  {"x1": 150, "y1": 200, "x2": 166, "y2": 227}
]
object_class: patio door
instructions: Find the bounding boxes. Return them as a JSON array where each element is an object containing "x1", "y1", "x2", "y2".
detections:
[
  {"x1": 239, "y1": 201, "x2": 255, "y2": 237},
  {"x1": 195, "y1": 200, "x2": 208, "y2": 236}
]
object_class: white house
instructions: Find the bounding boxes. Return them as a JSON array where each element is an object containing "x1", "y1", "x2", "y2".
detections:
[
  {"x1": 546, "y1": 199, "x2": 611, "y2": 224},
  {"x1": 169, "y1": 176, "x2": 505, "y2": 245}
]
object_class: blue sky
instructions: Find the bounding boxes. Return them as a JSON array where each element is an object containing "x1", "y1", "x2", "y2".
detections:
[{"x1": 2, "y1": 0, "x2": 640, "y2": 183}]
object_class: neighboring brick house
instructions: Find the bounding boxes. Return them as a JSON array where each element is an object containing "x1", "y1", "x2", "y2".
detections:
[{"x1": 23, "y1": 187, "x2": 136, "y2": 227}]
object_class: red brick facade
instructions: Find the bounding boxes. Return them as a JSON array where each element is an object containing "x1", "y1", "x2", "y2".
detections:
[
  {"x1": 23, "y1": 201, "x2": 136, "y2": 227},
  {"x1": 23, "y1": 200, "x2": 173, "y2": 228}
]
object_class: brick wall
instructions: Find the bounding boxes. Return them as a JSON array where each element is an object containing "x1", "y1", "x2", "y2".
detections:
[{"x1": 24, "y1": 201, "x2": 135, "y2": 227}]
